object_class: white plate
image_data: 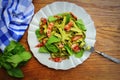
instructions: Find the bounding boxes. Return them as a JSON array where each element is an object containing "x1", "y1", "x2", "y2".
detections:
[{"x1": 28, "y1": 2, "x2": 96, "y2": 70}]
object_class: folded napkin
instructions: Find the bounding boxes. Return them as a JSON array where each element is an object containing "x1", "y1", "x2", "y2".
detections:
[{"x1": 0, "y1": 0, "x2": 34, "y2": 51}]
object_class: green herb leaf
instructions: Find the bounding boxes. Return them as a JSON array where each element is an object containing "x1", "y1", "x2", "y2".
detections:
[
  {"x1": 65, "y1": 13, "x2": 71, "y2": 24},
  {"x1": 75, "y1": 19, "x2": 86, "y2": 31},
  {"x1": 35, "y1": 29, "x2": 42, "y2": 38},
  {"x1": 6, "y1": 54, "x2": 23, "y2": 68},
  {"x1": 45, "y1": 44, "x2": 58, "y2": 53},
  {"x1": 7, "y1": 68, "x2": 24, "y2": 78},
  {"x1": 4, "y1": 41, "x2": 17, "y2": 54},
  {"x1": 64, "y1": 44, "x2": 74, "y2": 56},
  {"x1": 19, "y1": 51, "x2": 32, "y2": 61},
  {"x1": 1, "y1": 62, "x2": 12, "y2": 70},
  {"x1": 74, "y1": 48, "x2": 84, "y2": 58},
  {"x1": 46, "y1": 35, "x2": 60, "y2": 44},
  {"x1": 0, "y1": 40, "x2": 32, "y2": 78},
  {"x1": 39, "y1": 46, "x2": 49, "y2": 53},
  {"x1": 48, "y1": 16, "x2": 57, "y2": 22},
  {"x1": 12, "y1": 43, "x2": 25, "y2": 54}
]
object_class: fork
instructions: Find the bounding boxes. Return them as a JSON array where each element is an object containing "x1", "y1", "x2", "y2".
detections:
[{"x1": 90, "y1": 47, "x2": 120, "y2": 64}]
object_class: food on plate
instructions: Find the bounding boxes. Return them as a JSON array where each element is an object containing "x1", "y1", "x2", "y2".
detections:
[{"x1": 35, "y1": 12, "x2": 87, "y2": 62}]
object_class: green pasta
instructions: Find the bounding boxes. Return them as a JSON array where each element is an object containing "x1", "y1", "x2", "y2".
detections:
[{"x1": 35, "y1": 12, "x2": 87, "y2": 62}]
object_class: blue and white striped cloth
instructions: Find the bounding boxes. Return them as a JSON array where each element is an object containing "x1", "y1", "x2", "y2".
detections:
[{"x1": 0, "y1": 0, "x2": 34, "y2": 51}]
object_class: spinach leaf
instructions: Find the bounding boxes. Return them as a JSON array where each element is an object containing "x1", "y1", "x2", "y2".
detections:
[
  {"x1": 1, "y1": 62, "x2": 12, "y2": 70},
  {"x1": 7, "y1": 68, "x2": 24, "y2": 78},
  {"x1": 46, "y1": 35, "x2": 60, "y2": 44},
  {"x1": 65, "y1": 13, "x2": 71, "y2": 24},
  {"x1": 12, "y1": 43, "x2": 25, "y2": 54},
  {"x1": 75, "y1": 19, "x2": 86, "y2": 31},
  {"x1": 64, "y1": 44, "x2": 74, "y2": 56},
  {"x1": 4, "y1": 41, "x2": 17, "y2": 54},
  {"x1": 45, "y1": 44, "x2": 58, "y2": 53},
  {"x1": 48, "y1": 16, "x2": 57, "y2": 22},
  {"x1": 35, "y1": 29, "x2": 41, "y2": 38},
  {"x1": 6, "y1": 54, "x2": 23, "y2": 68},
  {"x1": 0, "y1": 40, "x2": 32, "y2": 78},
  {"x1": 39, "y1": 46, "x2": 49, "y2": 53},
  {"x1": 19, "y1": 51, "x2": 32, "y2": 61},
  {"x1": 74, "y1": 48, "x2": 84, "y2": 58}
]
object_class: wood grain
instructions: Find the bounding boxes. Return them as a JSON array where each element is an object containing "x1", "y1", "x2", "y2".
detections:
[{"x1": 0, "y1": 0, "x2": 120, "y2": 80}]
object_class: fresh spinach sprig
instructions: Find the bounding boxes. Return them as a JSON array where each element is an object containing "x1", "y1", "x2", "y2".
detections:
[{"x1": 0, "y1": 41, "x2": 32, "y2": 78}]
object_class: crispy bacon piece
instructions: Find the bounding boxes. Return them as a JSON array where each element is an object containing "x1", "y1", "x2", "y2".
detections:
[
  {"x1": 58, "y1": 43, "x2": 64, "y2": 48},
  {"x1": 39, "y1": 28, "x2": 43, "y2": 34},
  {"x1": 40, "y1": 18, "x2": 47, "y2": 34},
  {"x1": 71, "y1": 35, "x2": 82, "y2": 41},
  {"x1": 35, "y1": 38, "x2": 47, "y2": 47},
  {"x1": 49, "y1": 57, "x2": 62, "y2": 62},
  {"x1": 70, "y1": 12, "x2": 77, "y2": 20},
  {"x1": 71, "y1": 44, "x2": 80, "y2": 52},
  {"x1": 54, "y1": 15, "x2": 62, "y2": 19},
  {"x1": 47, "y1": 22, "x2": 54, "y2": 37},
  {"x1": 64, "y1": 21, "x2": 73, "y2": 31},
  {"x1": 42, "y1": 38, "x2": 47, "y2": 44},
  {"x1": 41, "y1": 18, "x2": 47, "y2": 25},
  {"x1": 35, "y1": 42, "x2": 44, "y2": 47}
]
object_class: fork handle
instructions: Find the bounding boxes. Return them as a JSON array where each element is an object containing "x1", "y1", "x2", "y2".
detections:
[{"x1": 95, "y1": 50, "x2": 120, "y2": 64}]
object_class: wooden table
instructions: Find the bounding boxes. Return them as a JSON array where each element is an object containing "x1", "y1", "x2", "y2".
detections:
[{"x1": 0, "y1": 0, "x2": 120, "y2": 80}]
